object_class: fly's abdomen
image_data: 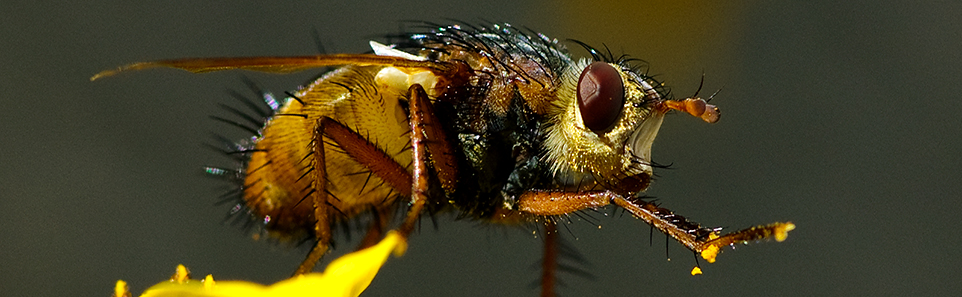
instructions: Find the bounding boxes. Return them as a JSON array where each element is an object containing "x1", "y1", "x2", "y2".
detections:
[{"x1": 242, "y1": 66, "x2": 414, "y2": 237}]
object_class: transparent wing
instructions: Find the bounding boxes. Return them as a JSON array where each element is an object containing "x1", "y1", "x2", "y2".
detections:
[{"x1": 91, "y1": 54, "x2": 454, "y2": 81}]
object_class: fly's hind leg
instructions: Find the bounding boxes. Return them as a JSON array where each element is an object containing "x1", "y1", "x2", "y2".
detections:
[
  {"x1": 294, "y1": 113, "x2": 415, "y2": 274},
  {"x1": 292, "y1": 83, "x2": 456, "y2": 272},
  {"x1": 293, "y1": 118, "x2": 334, "y2": 275}
]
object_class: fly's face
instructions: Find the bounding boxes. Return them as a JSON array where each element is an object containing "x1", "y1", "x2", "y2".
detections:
[{"x1": 545, "y1": 59, "x2": 718, "y2": 195}]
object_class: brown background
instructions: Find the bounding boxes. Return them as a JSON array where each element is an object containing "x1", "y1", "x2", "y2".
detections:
[{"x1": 2, "y1": 1, "x2": 960, "y2": 296}]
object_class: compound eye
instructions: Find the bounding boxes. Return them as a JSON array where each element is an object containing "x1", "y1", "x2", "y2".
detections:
[{"x1": 577, "y1": 62, "x2": 625, "y2": 132}]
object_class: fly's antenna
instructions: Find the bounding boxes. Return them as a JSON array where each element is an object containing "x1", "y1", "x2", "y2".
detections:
[
  {"x1": 690, "y1": 73, "x2": 722, "y2": 103},
  {"x1": 692, "y1": 73, "x2": 705, "y2": 98},
  {"x1": 705, "y1": 88, "x2": 722, "y2": 103}
]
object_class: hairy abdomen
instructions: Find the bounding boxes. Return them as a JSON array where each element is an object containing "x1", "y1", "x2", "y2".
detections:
[{"x1": 243, "y1": 66, "x2": 413, "y2": 237}]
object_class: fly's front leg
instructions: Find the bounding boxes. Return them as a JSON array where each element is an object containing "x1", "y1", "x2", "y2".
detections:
[
  {"x1": 516, "y1": 191, "x2": 616, "y2": 216},
  {"x1": 514, "y1": 190, "x2": 794, "y2": 266},
  {"x1": 611, "y1": 196, "x2": 794, "y2": 263},
  {"x1": 510, "y1": 191, "x2": 616, "y2": 297},
  {"x1": 512, "y1": 190, "x2": 714, "y2": 295}
]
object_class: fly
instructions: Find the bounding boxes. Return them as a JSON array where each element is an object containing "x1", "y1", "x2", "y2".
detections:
[{"x1": 93, "y1": 22, "x2": 793, "y2": 295}]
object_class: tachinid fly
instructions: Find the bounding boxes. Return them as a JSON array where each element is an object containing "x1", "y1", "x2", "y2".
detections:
[{"x1": 93, "y1": 22, "x2": 793, "y2": 295}]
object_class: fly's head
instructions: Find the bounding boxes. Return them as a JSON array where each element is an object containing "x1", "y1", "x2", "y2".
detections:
[{"x1": 545, "y1": 59, "x2": 720, "y2": 196}]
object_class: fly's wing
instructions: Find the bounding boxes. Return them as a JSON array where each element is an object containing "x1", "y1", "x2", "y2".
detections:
[{"x1": 90, "y1": 54, "x2": 455, "y2": 81}]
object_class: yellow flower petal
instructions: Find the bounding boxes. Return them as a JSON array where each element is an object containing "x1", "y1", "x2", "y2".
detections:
[
  {"x1": 700, "y1": 244, "x2": 720, "y2": 263},
  {"x1": 774, "y1": 223, "x2": 796, "y2": 242},
  {"x1": 114, "y1": 280, "x2": 130, "y2": 297},
  {"x1": 131, "y1": 231, "x2": 406, "y2": 297}
]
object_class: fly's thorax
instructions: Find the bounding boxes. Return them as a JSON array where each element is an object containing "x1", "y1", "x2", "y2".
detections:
[
  {"x1": 373, "y1": 66, "x2": 440, "y2": 98},
  {"x1": 544, "y1": 59, "x2": 667, "y2": 195}
]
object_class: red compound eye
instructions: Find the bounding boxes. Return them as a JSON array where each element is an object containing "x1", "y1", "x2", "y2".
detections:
[{"x1": 577, "y1": 62, "x2": 625, "y2": 132}]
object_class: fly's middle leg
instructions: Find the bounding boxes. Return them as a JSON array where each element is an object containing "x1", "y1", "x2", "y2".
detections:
[
  {"x1": 355, "y1": 206, "x2": 394, "y2": 251},
  {"x1": 540, "y1": 220, "x2": 558, "y2": 297},
  {"x1": 398, "y1": 84, "x2": 458, "y2": 236}
]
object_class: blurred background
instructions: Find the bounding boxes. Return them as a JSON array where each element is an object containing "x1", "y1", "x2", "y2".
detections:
[{"x1": 2, "y1": 0, "x2": 961, "y2": 296}]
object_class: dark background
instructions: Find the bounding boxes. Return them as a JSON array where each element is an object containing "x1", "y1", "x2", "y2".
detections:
[{"x1": 3, "y1": 1, "x2": 961, "y2": 296}]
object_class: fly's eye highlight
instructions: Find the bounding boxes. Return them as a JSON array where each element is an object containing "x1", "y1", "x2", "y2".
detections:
[{"x1": 577, "y1": 61, "x2": 625, "y2": 132}]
